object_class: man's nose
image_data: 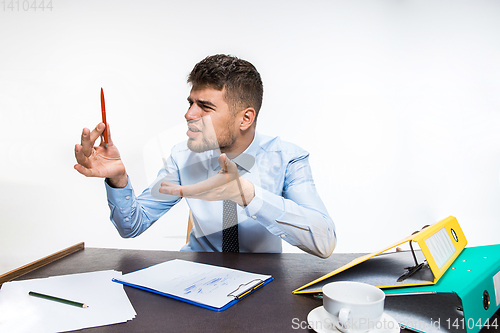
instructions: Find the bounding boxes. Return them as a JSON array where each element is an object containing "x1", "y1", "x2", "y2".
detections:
[{"x1": 185, "y1": 104, "x2": 202, "y2": 121}]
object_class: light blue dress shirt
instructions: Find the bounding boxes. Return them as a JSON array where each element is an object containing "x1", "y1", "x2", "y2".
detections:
[{"x1": 105, "y1": 132, "x2": 336, "y2": 258}]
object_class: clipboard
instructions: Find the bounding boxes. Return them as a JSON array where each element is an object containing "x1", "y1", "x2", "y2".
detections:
[
  {"x1": 293, "y1": 216, "x2": 467, "y2": 294},
  {"x1": 112, "y1": 259, "x2": 273, "y2": 311},
  {"x1": 383, "y1": 244, "x2": 500, "y2": 333}
]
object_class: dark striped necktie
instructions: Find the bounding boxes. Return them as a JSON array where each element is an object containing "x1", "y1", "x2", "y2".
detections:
[{"x1": 222, "y1": 200, "x2": 239, "y2": 253}]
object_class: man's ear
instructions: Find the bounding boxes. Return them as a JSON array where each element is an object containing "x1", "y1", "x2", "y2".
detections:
[{"x1": 239, "y1": 107, "x2": 256, "y2": 131}]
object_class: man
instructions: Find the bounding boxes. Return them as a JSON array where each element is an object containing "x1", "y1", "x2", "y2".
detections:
[{"x1": 74, "y1": 54, "x2": 336, "y2": 258}]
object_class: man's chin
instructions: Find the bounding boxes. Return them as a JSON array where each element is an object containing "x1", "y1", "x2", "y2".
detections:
[{"x1": 187, "y1": 139, "x2": 217, "y2": 153}]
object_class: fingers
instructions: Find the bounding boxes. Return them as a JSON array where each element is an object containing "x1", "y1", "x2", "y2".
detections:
[
  {"x1": 159, "y1": 182, "x2": 183, "y2": 196},
  {"x1": 80, "y1": 128, "x2": 91, "y2": 157},
  {"x1": 74, "y1": 143, "x2": 89, "y2": 167},
  {"x1": 75, "y1": 122, "x2": 108, "y2": 169},
  {"x1": 160, "y1": 177, "x2": 224, "y2": 197},
  {"x1": 81, "y1": 123, "x2": 105, "y2": 156},
  {"x1": 92, "y1": 123, "x2": 106, "y2": 147},
  {"x1": 159, "y1": 155, "x2": 243, "y2": 201},
  {"x1": 74, "y1": 163, "x2": 96, "y2": 177}
]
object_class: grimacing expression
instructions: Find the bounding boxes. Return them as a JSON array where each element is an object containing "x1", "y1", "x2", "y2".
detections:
[{"x1": 185, "y1": 88, "x2": 238, "y2": 153}]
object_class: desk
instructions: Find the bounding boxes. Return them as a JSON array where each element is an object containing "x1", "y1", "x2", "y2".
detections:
[{"x1": 7, "y1": 248, "x2": 500, "y2": 333}]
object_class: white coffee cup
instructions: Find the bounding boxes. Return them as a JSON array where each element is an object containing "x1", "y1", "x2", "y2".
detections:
[{"x1": 322, "y1": 281, "x2": 385, "y2": 333}]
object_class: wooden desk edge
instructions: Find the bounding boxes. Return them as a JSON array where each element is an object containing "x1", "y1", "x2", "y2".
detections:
[{"x1": 0, "y1": 242, "x2": 85, "y2": 285}]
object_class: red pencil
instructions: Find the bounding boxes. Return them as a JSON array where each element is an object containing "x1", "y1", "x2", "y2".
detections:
[{"x1": 100, "y1": 87, "x2": 108, "y2": 146}]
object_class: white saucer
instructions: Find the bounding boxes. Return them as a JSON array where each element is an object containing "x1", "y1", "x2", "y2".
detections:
[{"x1": 307, "y1": 306, "x2": 400, "y2": 333}]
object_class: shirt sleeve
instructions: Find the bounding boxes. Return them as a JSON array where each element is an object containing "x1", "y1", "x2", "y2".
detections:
[
  {"x1": 105, "y1": 155, "x2": 182, "y2": 238},
  {"x1": 241, "y1": 152, "x2": 337, "y2": 258}
]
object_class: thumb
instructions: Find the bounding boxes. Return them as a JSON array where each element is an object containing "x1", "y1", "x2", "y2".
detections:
[
  {"x1": 218, "y1": 154, "x2": 239, "y2": 180},
  {"x1": 218, "y1": 154, "x2": 237, "y2": 172},
  {"x1": 106, "y1": 123, "x2": 114, "y2": 145},
  {"x1": 218, "y1": 153, "x2": 228, "y2": 173},
  {"x1": 100, "y1": 122, "x2": 115, "y2": 146}
]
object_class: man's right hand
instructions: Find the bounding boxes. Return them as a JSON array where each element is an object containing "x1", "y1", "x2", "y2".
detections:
[{"x1": 74, "y1": 122, "x2": 128, "y2": 188}]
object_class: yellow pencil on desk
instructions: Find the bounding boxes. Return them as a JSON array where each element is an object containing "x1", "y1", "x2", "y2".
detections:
[{"x1": 29, "y1": 291, "x2": 89, "y2": 308}]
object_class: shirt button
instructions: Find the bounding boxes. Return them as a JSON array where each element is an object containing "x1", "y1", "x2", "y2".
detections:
[
  {"x1": 125, "y1": 196, "x2": 130, "y2": 200},
  {"x1": 252, "y1": 215, "x2": 257, "y2": 219},
  {"x1": 125, "y1": 217, "x2": 130, "y2": 222},
  {"x1": 280, "y1": 234, "x2": 286, "y2": 239}
]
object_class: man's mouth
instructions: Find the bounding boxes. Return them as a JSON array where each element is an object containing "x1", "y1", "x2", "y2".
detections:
[
  {"x1": 187, "y1": 120, "x2": 202, "y2": 133},
  {"x1": 187, "y1": 123, "x2": 203, "y2": 139}
]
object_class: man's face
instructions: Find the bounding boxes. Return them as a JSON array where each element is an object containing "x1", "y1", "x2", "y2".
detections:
[{"x1": 185, "y1": 87, "x2": 239, "y2": 153}]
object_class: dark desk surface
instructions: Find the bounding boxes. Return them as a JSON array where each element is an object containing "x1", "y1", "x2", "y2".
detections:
[{"x1": 9, "y1": 248, "x2": 500, "y2": 333}]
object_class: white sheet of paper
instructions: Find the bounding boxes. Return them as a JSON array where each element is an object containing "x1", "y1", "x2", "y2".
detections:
[
  {"x1": 115, "y1": 259, "x2": 272, "y2": 309},
  {"x1": 0, "y1": 270, "x2": 136, "y2": 333}
]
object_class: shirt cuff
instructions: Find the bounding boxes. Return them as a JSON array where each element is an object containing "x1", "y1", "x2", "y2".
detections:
[
  {"x1": 105, "y1": 177, "x2": 135, "y2": 208},
  {"x1": 238, "y1": 185, "x2": 301, "y2": 245}
]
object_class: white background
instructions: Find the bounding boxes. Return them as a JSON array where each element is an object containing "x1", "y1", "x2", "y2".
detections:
[{"x1": 1, "y1": 0, "x2": 499, "y2": 263}]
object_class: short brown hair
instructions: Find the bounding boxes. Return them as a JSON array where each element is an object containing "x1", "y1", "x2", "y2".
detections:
[{"x1": 188, "y1": 54, "x2": 263, "y2": 118}]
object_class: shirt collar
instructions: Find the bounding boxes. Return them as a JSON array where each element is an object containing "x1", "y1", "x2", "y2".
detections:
[{"x1": 210, "y1": 132, "x2": 260, "y2": 172}]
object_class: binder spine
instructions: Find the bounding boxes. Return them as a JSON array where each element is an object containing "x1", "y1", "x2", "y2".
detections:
[{"x1": 460, "y1": 262, "x2": 500, "y2": 333}]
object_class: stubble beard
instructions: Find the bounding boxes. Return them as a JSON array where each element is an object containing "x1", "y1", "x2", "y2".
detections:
[
  {"x1": 187, "y1": 136, "x2": 219, "y2": 153},
  {"x1": 187, "y1": 122, "x2": 237, "y2": 153}
]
